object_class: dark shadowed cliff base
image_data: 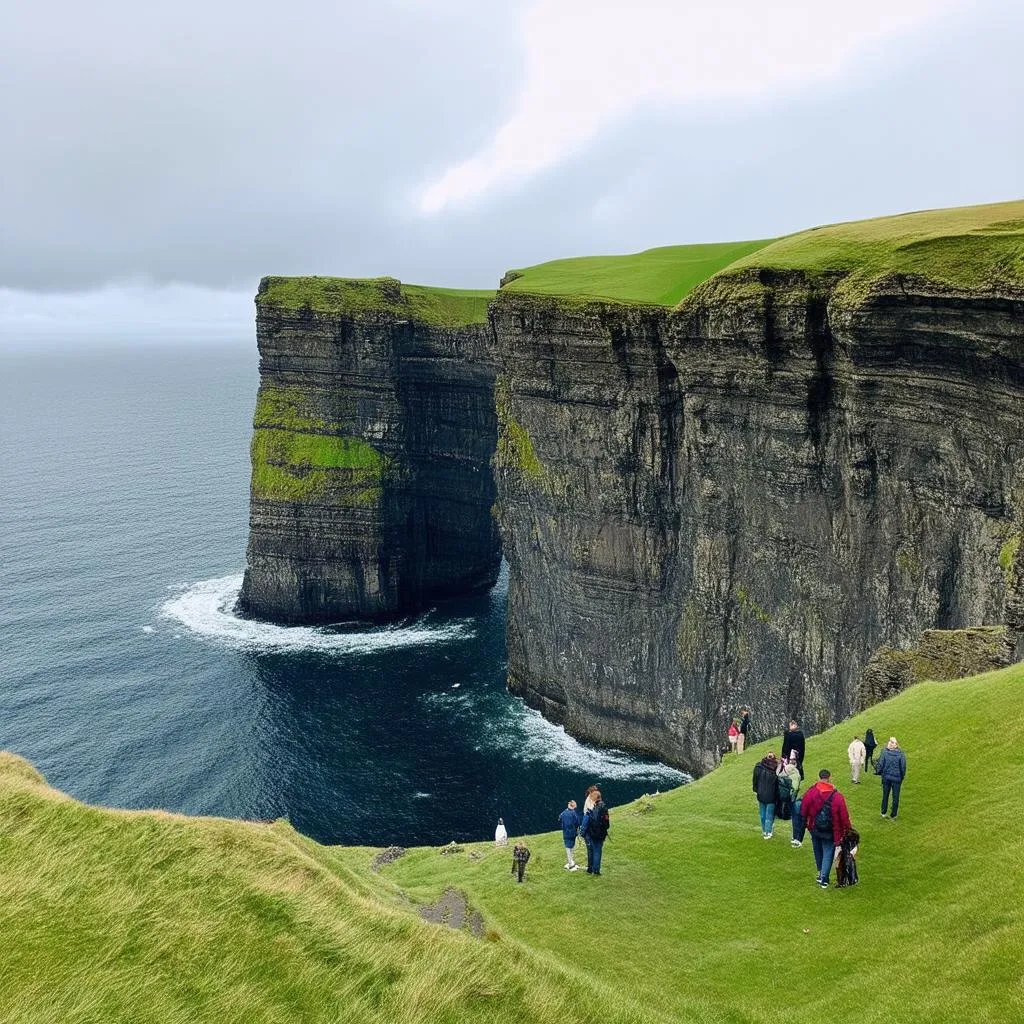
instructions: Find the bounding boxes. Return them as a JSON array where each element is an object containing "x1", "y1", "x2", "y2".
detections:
[{"x1": 240, "y1": 203, "x2": 1024, "y2": 773}]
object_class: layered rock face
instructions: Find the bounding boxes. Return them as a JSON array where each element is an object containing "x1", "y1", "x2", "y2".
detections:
[
  {"x1": 492, "y1": 273, "x2": 1024, "y2": 771},
  {"x1": 238, "y1": 277, "x2": 501, "y2": 622}
]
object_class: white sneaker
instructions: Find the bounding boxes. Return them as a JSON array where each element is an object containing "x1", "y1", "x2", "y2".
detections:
[
  {"x1": 791, "y1": 839, "x2": 802, "y2": 848},
  {"x1": 569, "y1": 864, "x2": 580, "y2": 871},
  {"x1": 766, "y1": 832, "x2": 773, "y2": 839}
]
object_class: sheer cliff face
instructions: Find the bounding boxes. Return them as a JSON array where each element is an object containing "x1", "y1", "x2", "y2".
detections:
[
  {"x1": 492, "y1": 274, "x2": 1024, "y2": 772},
  {"x1": 238, "y1": 278, "x2": 500, "y2": 623}
]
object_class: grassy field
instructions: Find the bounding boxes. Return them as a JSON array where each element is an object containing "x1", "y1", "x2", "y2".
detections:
[
  {"x1": 2, "y1": 665, "x2": 1022, "y2": 1022},
  {"x1": 724, "y1": 199, "x2": 1024, "y2": 296},
  {"x1": 500, "y1": 239, "x2": 773, "y2": 306}
]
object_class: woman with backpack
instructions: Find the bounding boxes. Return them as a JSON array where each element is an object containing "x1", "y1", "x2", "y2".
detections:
[
  {"x1": 580, "y1": 789, "x2": 610, "y2": 875},
  {"x1": 776, "y1": 752, "x2": 801, "y2": 843}
]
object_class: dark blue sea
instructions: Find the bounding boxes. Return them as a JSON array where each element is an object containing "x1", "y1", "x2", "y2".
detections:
[{"x1": 0, "y1": 343, "x2": 684, "y2": 845}]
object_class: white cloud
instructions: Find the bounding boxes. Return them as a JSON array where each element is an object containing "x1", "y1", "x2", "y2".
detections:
[{"x1": 418, "y1": 0, "x2": 965, "y2": 213}]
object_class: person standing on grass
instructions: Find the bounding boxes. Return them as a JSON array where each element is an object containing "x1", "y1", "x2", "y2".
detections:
[
  {"x1": 848, "y1": 735, "x2": 867, "y2": 784},
  {"x1": 877, "y1": 737, "x2": 907, "y2": 819},
  {"x1": 776, "y1": 751, "x2": 802, "y2": 842},
  {"x1": 799, "y1": 769, "x2": 852, "y2": 889},
  {"x1": 864, "y1": 728, "x2": 878, "y2": 770},
  {"x1": 559, "y1": 799, "x2": 581, "y2": 871},
  {"x1": 728, "y1": 720, "x2": 740, "y2": 754},
  {"x1": 780, "y1": 719, "x2": 806, "y2": 778},
  {"x1": 738, "y1": 707, "x2": 751, "y2": 753},
  {"x1": 511, "y1": 840, "x2": 531, "y2": 883},
  {"x1": 752, "y1": 752, "x2": 780, "y2": 838},
  {"x1": 580, "y1": 789, "x2": 610, "y2": 875}
]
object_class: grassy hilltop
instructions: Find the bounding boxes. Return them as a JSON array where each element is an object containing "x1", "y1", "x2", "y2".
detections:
[
  {"x1": 499, "y1": 199, "x2": 1024, "y2": 307},
  {"x1": 3, "y1": 662, "x2": 1023, "y2": 1023}
]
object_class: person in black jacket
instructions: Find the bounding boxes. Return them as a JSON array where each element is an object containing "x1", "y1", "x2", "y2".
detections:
[
  {"x1": 780, "y1": 720, "x2": 806, "y2": 779},
  {"x1": 864, "y1": 728, "x2": 878, "y2": 770},
  {"x1": 738, "y1": 708, "x2": 751, "y2": 753},
  {"x1": 752, "y1": 753, "x2": 780, "y2": 838}
]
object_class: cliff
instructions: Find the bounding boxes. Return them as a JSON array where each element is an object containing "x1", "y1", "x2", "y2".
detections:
[
  {"x1": 240, "y1": 202, "x2": 1024, "y2": 772},
  {"x1": 237, "y1": 276, "x2": 501, "y2": 622}
]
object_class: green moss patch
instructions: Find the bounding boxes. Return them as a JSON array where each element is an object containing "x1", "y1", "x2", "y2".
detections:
[
  {"x1": 999, "y1": 533, "x2": 1020, "y2": 583},
  {"x1": 257, "y1": 276, "x2": 494, "y2": 328},
  {"x1": 493, "y1": 377, "x2": 544, "y2": 480},
  {"x1": 253, "y1": 385, "x2": 330, "y2": 432},
  {"x1": 251, "y1": 428, "x2": 390, "y2": 505},
  {"x1": 500, "y1": 239, "x2": 774, "y2": 306}
]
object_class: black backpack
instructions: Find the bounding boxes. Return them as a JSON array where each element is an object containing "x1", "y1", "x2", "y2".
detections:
[
  {"x1": 813, "y1": 792, "x2": 836, "y2": 836},
  {"x1": 775, "y1": 773, "x2": 794, "y2": 819},
  {"x1": 590, "y1": 802, "x2": 610, "y2": 842}
]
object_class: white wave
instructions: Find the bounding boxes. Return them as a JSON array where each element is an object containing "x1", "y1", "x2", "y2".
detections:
[
  {"x1": 160, "y1": 574, "x2": 474, "y2": 654},
  {"x1": 140, "y1": 625, "x2": 154, "y2": 634},
  {"x1": 502, "y1": 702, "x2": 689, "y2": 783}
]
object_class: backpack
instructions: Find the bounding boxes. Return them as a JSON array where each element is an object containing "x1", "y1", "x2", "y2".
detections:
[
  {"x1": 775, "y1": 773, "x2": 794, "y2": 819},
  {"x1": 813, "y1": 791, "x2": 836, "y2": 836},
  {"x1": 590, "y1": 803, "x2": 610, "y2": 843}
]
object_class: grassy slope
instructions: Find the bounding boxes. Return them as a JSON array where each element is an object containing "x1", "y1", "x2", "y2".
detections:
[
  {"x1": 256, "y1": 276, "x2": 494, "y2": 328},
  {"x1": 724, "y1": 199, "x2": 1024, "y2": 295},
  {"x1": 500, "y1": 239, "x2": 773, "y2": 306},
  {"x1": 3, "y1": 666, "x2": 1023, "y2": 1023}
]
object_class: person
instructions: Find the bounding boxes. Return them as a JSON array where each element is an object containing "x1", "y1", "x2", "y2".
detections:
[
  {"x1": 876, "y1": 737, "x2": 907, "y2": 819},
  {"x1": 799, "y1": 769, "x2": 852, "y2": 888},
  {"x1": 559, "y1": 799, "x2": 581, "y2": 871},
  {"x1": 864, "y1": 729, "x2": 878, "y2": 770},
  {"x1": 788, "y1": 752, "x2": 808, "y2": 847},
  {"x1": 580, "y1": 789, "x2": 610, "y2": 875},
  {"x1": 511, "y1": 840, "x2": 531, "y2": 883},
  {"x1": 848, "y1": 735, "x2": 867, "y2": 784},
  {"x1": 728, "y1": 720, "x2": 740, "y2": 754},
  {"x1": 780, "y1": 719, "x2": 806, "y2": 778},
  {"x1": 752, "y1": 752, "x2": 780, "y2": 838},
  {"x1": 583, "y1": 784, "x2": 599, "y2": 814},
  {"x1": 494, "y1": 818, "x2": 508, "y2": 847},
  {"x1": 738, "y1": 708, "x2": 751, "y2": 753},
  {"x1": 775, "y1": 752, "x2": 801, "y2": 840}
]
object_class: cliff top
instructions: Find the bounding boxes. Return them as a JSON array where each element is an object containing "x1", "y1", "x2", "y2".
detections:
[
  {"x1": 499, "y1": 238, "x2": 773, "y2": 306},
  {"x1": 4, "y1": 661, "x2": 1022, "y2": 1022},
  {"x1": 723, "y1": 198, "x2": 1024, "y2": 297},
  {"x1": 257, "y1": 275, "x2": 494, "y2": 328}
]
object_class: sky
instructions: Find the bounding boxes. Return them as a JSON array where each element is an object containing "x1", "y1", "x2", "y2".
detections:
[{"x1": 1, "y1": 0, "x2": 1022, "y2": 344}]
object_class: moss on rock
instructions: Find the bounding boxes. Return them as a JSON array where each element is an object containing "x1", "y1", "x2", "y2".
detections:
[{"x1": 251, "y1": 428, "x2": 391, "y2": 505}]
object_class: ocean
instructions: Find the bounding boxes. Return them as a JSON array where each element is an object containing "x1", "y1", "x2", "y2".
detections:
[{"x1": 0, "y1": 342, "x2": 685, "y2": 846}]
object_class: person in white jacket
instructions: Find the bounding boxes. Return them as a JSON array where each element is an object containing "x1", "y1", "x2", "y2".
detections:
[
  {"x1": 848, "y1": 735, "x2": 867, "y2": 784},
  {"x1": 494, "y1": 818, "x2": 508, "y2": 847}
]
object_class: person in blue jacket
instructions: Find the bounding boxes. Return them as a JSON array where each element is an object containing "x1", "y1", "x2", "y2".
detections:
[
  {"x1": 558, "y1": 799, "x2": 581, "y2": 871},
  {"x1": 877, "y1": 736, "x2": 907, "y2": 819},
  {"x1": 579, "y1": 789, "x2": 610, "y2": 876}
]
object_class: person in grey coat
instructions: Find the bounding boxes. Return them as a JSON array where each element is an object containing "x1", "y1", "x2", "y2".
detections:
[{"x1": 877, "y1": 737, "x2": 907, "y2": 819}]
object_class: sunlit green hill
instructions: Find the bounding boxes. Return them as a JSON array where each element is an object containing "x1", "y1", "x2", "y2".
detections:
[{"x1": 3, "y1": 660, "x2": 1023, "y2": 1022}]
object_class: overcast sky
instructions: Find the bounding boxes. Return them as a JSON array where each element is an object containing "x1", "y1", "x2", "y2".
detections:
[{"x1": 2, "y1": 0, "x2": 1022, "y2": 344}]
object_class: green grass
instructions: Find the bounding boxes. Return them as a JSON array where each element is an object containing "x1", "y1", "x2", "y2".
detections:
[
  {"x1": 3, "y1": 665, "x2": 1023, "y2": 1022},
  {"x1": 724, "y1": 199, "x2": 1024, "y2": 301},
  {"x1": 256, "y1": 276, "x2": 494, "y2": 328},
  {"x1": 500, "y1": 239, "x2": 774, "y2": 306},
  {"x1": 250, "y1": 428, "x2": 389, "y2": 505}
]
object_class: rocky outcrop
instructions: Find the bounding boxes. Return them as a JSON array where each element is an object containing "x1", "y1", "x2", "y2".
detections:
[
  {"x1": 237, "y1": 277, "x2": 501, "y2": 622},
  {"x1": 857, "y1": 626, "x2": 1015, "y2": 709},
  {"x1": 491, "y1": 272, "x2": 1024, "y2": 771}
]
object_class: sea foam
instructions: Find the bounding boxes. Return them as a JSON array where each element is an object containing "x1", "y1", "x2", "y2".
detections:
[{"x1": 160, "y1": 574, "x2": 474, "y2": 654}]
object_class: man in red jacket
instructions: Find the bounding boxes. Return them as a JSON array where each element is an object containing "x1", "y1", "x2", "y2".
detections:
[{"x1": 799, "y1": 769, "x2": 853, "y2": 889}]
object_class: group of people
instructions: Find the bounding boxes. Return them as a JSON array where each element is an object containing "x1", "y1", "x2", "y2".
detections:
[
  {"x1": 751, "y1": 716, "x2": 909, "y2": 888},
  {"x1": 497, "y1": 785, "x2": 612, "y2": 882},
  {"x1": 726, "y1": 707, "x2": 751, "y2": 753}
]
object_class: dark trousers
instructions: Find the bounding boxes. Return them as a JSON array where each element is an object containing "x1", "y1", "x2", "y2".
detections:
[
  {"x1": 792, "y1": 798, "x2": 806, "y2": 842},
  {"x1": 584, "y1": 837, "x2": 594, "y2": 872},
  {"x1": 512, "y1": 860, "x2": 526, "y2": 882},
  {"x1": 882, "y1": 779, "x2": 902, "y2": 818},
  {"x1": 866, "y1": 749, "x2": 876, "y2": 767},
  {"x1": 811, "y1": 833, "x2": 836, "y2": 883},
  {"x1": 591, "y1": 840, "x2": 604, "y2": 874}
]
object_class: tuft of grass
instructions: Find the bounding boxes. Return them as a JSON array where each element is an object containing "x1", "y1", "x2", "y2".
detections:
[
  {"x1": 500, "y1": 239, "x2": 774, "y2": 306},
  {"x1": 256, "y1": 276, "x2": 494, "y2": 328},
  {"x1": 722, "y1": 199, "x2": 1024, "y2": 303}
]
